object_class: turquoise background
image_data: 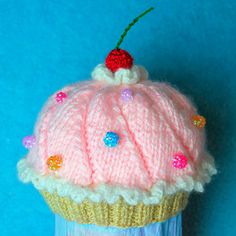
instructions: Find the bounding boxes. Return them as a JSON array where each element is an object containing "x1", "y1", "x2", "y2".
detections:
[{"x1": 0, "y1": 0, "x2": 235, "y2": 235}]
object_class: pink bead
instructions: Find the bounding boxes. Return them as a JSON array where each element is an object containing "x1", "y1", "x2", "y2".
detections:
[
  {"x1": 172, "y1": 153, "x2": 188, "y2": 169},
  {"x1": 22, "y1": 135, "x2": 36, "y2": 149},
  {"x1": 56, "y1": 92, "x2": 67, "y2": 103}
]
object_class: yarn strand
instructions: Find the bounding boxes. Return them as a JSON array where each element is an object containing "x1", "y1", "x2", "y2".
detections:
[{"x1": 115, "y1": 7, "x2": 154, "y2": 49}]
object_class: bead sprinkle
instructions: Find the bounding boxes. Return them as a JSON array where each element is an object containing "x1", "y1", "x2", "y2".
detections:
[
  {"x1": 172, "y1": 153, "x2": 188, "y2": 169},
  {"x1": 104, "y1": 132, "x2": 120, "y2": 148},
  {"x1": 121, "y1": 88, "x2": 133, "y2": 102},
  {"x1": 47, "y1": 155, "x2": 63, "y2": 171},
  {"x1": 192, "y1": 115, "x2": 206, "y2": 128},
  {"x1": 22, "y1": 135, "x2": 36, "y2": 149},
  {"x1": 56, "y1": 92, "x2": 67, "y2": 103}
]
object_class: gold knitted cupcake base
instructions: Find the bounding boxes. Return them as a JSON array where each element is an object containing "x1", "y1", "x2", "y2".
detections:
[{"x1": 41, "y1": 191, "x2": 189, "y2": 228}]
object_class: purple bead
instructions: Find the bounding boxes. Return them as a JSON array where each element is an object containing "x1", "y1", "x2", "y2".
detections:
[
  {"x1": 120, "y1": 88, "x2": 133, "y2": 102},
  {"x1": 22, "y1": 135, "x2": 36, "y2": 149}
]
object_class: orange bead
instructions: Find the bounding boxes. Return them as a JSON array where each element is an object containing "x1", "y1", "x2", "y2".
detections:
[
  {"x1": 47, "y1": 155, "x2": 63, "y2": 171},
  {"x1": 192, "y1": 115, "x2": 206, "y2": 128}
]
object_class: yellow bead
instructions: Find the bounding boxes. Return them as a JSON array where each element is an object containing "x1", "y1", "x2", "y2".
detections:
[
  {"x1": 47, "y1": 155, "x2": 63, "y2": 171},
  {"x1": 192, "y1": 115, "x2": 206, "y2": 128}
]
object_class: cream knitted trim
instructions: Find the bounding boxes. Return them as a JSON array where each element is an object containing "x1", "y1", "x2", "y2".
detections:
[
  {"x1": 17, "y1": 154, "x2": 216, "y2": 206},
  {"x1": 91, "y1": 64, "x2": 148, "y2": 85}
]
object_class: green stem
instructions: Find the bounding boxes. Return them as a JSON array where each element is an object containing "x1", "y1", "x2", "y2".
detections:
[{"x1": 115, "y1": 7, "x2": 155, "y2": 49}]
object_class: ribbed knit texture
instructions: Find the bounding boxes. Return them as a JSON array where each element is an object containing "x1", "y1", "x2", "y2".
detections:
[{"x1": 41, "y1": 191, "x2": 188, "y2": 228}]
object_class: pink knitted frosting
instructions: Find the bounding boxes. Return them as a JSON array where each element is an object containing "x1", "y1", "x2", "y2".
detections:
[{"x1": 23, "y1": 78, "x2": 212, "y2": 192}]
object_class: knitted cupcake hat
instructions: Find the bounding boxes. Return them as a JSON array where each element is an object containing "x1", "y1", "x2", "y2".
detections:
[{"x1": 18, "y1": 8, "x2": 216, "y2": 228}]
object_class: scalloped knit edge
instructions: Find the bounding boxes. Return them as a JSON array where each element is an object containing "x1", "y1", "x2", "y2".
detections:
[
  {"x1": 17, "y1": 154, "x2": 216, "y2": 206},
  {"x1": 91, "y1": 64, "x2": 148, "y2": 85}
]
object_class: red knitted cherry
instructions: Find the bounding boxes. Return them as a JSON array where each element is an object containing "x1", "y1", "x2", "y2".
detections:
[{"x1": 105, "y1": 49, "x2": 133, "y2": 73}]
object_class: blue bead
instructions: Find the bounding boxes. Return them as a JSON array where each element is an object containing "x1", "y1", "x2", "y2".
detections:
[{"x1": 103, "y1": 132, "x2": 120, "y2": 148}]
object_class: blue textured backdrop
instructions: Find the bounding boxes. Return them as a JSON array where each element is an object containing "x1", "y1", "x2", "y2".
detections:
[{"x1": 0, "y1": 0, "x2": 235, "y2": 235}]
